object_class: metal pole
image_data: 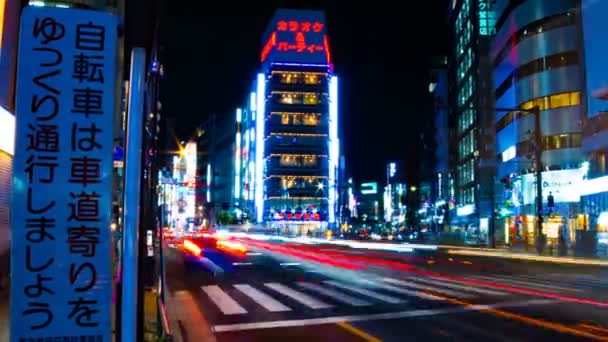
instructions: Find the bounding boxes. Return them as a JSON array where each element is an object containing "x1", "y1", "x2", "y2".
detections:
[
  {"x1": 121, "y1": 47, "x2": 147, "y2": 342},
  {"x1": 533, "y1": 106, "x2": 545, "y2": 254}
]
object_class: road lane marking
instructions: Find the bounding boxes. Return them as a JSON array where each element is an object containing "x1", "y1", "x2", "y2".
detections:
[
  {"x1": 412, "y1": 277, "x2": 507, "y2": 296},
  {"x1": 212, "y1": 299, "x2": 555, "y2": 332},
  {"x1": 324, "y1": 280, "x2": 406, "y2": 304},
  {"x1": 336, "y1": 321, "x2": 382, "y2": 342},
  {"x1": 246, "y1": 252, "x2": 263, "y2": 256},
  {"x1": 436, "y1": 295, "x2": 608, "y2": 341},
  {"x1": 232, "y1": 262, "x2": 253, "y2": 266},
  {"x1": 201, "y1": 285, "x2": 247, "y2": 315},
  {"x1": 382, "y1": 277, "x2": 475, "y2": 299},
  {"x1": 264, "y1": 283, "x2": 333, "y2": 309},
  {"x1": 473, "y1": 275, "x2": 582, "y2": 292},
  {"x1": 298, "y1": 282, "x2": 372, "y2": 306},
  {"x1": 234, "y1": 284, "x2": 291, "y2": 312}
]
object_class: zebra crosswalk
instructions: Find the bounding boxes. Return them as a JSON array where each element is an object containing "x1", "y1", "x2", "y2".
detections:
[{"x1": 198, "y1": 272, "x2": 603, "y2": 319}]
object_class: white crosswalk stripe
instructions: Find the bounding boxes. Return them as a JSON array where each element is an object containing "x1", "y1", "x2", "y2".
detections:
[
  {"x1": 472, "y1": 275, "x2": 583, "y2": 292},
  {"x1": 234, "y1": 284, "x2": 291, "y2": 312},
  {"x1": 381, "y1": 278, "x2": 475, "y2": 299},
  {"x1": 265, "y1": 283, "x2": 333, "y2": 309},
  {"x1": 202, "y1": 285, "x2": 247, "y2": 315},
  {"x1": 297, "y1": 282, "x2": 372, "y2": 306},
  {"x1": 323, "y1": 280, "x2": 407, "y2": 304},
  {"x1": 411, "y1": 277, "x2": 508, "y2": 296}
]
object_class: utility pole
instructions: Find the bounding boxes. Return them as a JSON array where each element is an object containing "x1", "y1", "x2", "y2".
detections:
[{"x1": 532, "y1": 106, "x2": 545, "y2": 254}]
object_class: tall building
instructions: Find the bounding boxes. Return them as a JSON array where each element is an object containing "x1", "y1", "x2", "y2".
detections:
[
  {"x1": 579, "y1": 0, "x2": 608, "y2": 254},
  {"x1": 429, "y1": 56, "x2": 452, "y2": 230},
  {"x1": 196, "y1": 113, "x2": 236, "y2": 223},
  {"x1": 492, "y1": 0, "x2": 586, "y2": 247},
  {"x1": 447, "y1": 0, "x2": 497, "y2": 243},
  {"x1": 235, "y1": 9, "x2": 339, "y2": 234}
]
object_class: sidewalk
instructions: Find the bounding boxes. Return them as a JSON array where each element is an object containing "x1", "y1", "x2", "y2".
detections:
[
  {"x1": 165, "y1": 288, "x2": 216, "y2": 342},
  {"x1": 440, "y1": 245, "x2": 608, "y2": 266}
]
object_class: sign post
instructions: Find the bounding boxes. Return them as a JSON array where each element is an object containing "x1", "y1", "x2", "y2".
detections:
[{"x1": 11, "y1": 6, "x2": 118, "y2": 341}]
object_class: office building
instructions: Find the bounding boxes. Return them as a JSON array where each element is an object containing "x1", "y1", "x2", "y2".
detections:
[
  {"x1": 492, "y1": 0, "x2": 586, "y2": 247},
  {"x1": 234, "y1": 9, "x2": 339, "y2": 234},
  {"x1": 447, "y1": 0, "x2": 497, "y2": 244},
  {"x1": 429, "y1": 56, "x2": 452, "y2": 230}
]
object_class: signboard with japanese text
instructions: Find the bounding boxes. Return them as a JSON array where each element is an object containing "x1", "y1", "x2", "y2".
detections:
[
  {"x1": 261, "y1": 9, "x2": 331, "y2": 65},
  {"x1": 11, "y1": 6, "x2": 118, "y2": 341},
  {"x1": 510, "y1": 169, "x2": 586, "y2": 207}
]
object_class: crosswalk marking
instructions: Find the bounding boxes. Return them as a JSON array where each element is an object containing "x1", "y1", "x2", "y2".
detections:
[
  {"x1": 234, "y1": 284, "x2": 291, "y2": 312},
  {"x1": 297, "y1": 282, "x2": 372, "y2": 306},
  {"x1": 324, "y1": 280, "x2": 406, "y2": 304},
  {"x1": 412, "y1": 277, "x2": 508, "y2": 296},
  {"x1": 202, "y1": 285, "x2": 247, "y2": 315},
  {"x1": 379, "y1": 278, "x2": 443, "y2": 301},
  {"x1": 265, "y1": 283, "x2": 333, "y2": 309},
  {"x1": 472, "y1": 275, "x2": 583, "y2": 292},
  {"x1": 381, "y1": 278, "x2": 475, "y2": 299}
]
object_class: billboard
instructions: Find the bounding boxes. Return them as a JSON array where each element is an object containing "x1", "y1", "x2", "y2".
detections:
[
  {"x1": 261, "y1": 9, "x2": 331, "y2": 65},
  {"x1": 11, "y1": 6, "x2": 118, "y2": 341},
  {"x1": 510, "y1": 169, "x2": 586, "y2": 207}
]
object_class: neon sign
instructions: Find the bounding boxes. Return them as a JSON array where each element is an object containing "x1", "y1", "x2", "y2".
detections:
[{"x1": 260, "y1": 10, "x2": 331, "y2": 65}]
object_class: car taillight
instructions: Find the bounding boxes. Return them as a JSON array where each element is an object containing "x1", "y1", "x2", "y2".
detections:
[{"x1": 183, "y1": 239, "x2": 202, "y2": 257}]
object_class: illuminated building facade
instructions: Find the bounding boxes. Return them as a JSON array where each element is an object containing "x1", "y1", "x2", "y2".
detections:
[
  {"x1": 492, "y1": 0, "x2": 586, "y2": 247},
  {"x1": 235, "y1": 9, "x2": 339, "y2": 233},
  {"x1": 447, "y1": 0, "x2": 497, "y2": 243},
  {"x1": 578, "y1": 0, "x2": 608, "y2": 254}
]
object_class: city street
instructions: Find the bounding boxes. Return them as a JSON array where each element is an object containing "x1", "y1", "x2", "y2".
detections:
[{"x1": 165, "y1": 238, "x2": 608, "y2": 341}]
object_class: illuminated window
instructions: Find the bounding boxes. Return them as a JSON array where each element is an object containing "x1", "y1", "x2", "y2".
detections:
[
  {"x1": 303, "y1": 93, "x2": 320, "y2": 105},
  {"x1": 303, "y1": 114, "x2": 318, "y2": 126},
  {"x1": 304, "y1": 73, "x2": 321, "y2": 85},
  {"x1": 279, "y1": 93, "x2": 297, "y2": 104},
  {"x1": 302, "y1": 155, "x2": 317, "y2": 167},
  {"x1": 549, "y1": 92, "x2": 571, "y2": 108},
  {"x1": 281, "y1": 114, "x2": 290, "y2": 125},
  {"x1": 280, "y1": 73, "x2": 301, "y2": 84},
  {"x1": 280, "y1": 155, "x2": 300, "y2": 167},
  {"x1": 496, "y1": 91, "x2": 581, "y2": 132}
]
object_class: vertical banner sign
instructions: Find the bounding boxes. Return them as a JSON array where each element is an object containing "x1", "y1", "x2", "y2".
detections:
[{"x1": 11, "y1": 6, "x2": 118, "y2": 342}]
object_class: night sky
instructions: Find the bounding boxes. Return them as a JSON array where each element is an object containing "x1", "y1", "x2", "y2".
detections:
[{"x1": 160, "y1": 1, "x2": 448, "y2": 183}]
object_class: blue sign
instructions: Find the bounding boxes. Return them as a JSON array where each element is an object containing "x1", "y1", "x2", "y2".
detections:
[
  {"x1": 11, "y1": 6, "x2": 118, "y2": 341},
  {"x1": 261, "y1": 9, "x2": 330, "y2": 65}
]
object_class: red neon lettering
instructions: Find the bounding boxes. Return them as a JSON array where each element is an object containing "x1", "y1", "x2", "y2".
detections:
[
  {"x1": 295, "y1": 32, "x2": 306, "y2": 52},
  {"x1": 313, "y1": 21, "x2": 324, "y2": 33},
  {"x1": 301, "y1": 21, "x2": 311, "y2": 32},
  {"x1": 277, "y1": 20, "x2": 288, "y2": 31},
  {"x1": 260, "y1": 31, "x2": 277, "y2": 62},
  {"x1": 324, "y1": 35, "x2": 331, "y2": 64},
  {"x1": 289, "y1": 20, "x2": 299, "y2": 31},
  {"x1": 277, "y1": 41, "x2": 289, "y2": 51}
]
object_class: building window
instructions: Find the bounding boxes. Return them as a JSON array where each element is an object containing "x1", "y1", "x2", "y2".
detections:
[
  {"x1": 276, "y1": 112, "x2": 320, "y2": 126},
  {"x1": 304, "y1": 73, "x2": 321, "y2": 85},
  {"x1": 303, "y1": 113, "x2": 318, "y2": 126},
  {"x1": 280, "y1": 72, "x2": 301, "y2": 84},
  {"x1": 303, "y1": 93, "x2": 320, "y2": 105},
  {"x1": 281, "y1": 114, "x2": 290, "y2": 125},
  {"x1": 494, "y1": 12, "x2": 576, "y2": 67},
  {"x1": 278, "y1": 154, "x2": 320, "y2": 168},
  {"x1": 279, "y1": 93, "x2": 298, "y2": 104},
  {"x1": 495, "y1": 51, "x2": 579, "y2": 99},
  {"x1": 496, "y1": 91, "x2": 581, "y2": 132},
  {"x1": 280, "y1": 155, "x2": 300, "y2": 167}
]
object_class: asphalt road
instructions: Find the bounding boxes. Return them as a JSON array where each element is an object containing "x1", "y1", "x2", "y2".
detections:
[{"x1": 165, "y1": 239, "x2": 608, "y2": 341}]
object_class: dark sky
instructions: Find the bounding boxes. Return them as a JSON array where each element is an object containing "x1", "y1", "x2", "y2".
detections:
[{"x1": 160, "y1": 1, "x2": 448, "y2": 183}]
